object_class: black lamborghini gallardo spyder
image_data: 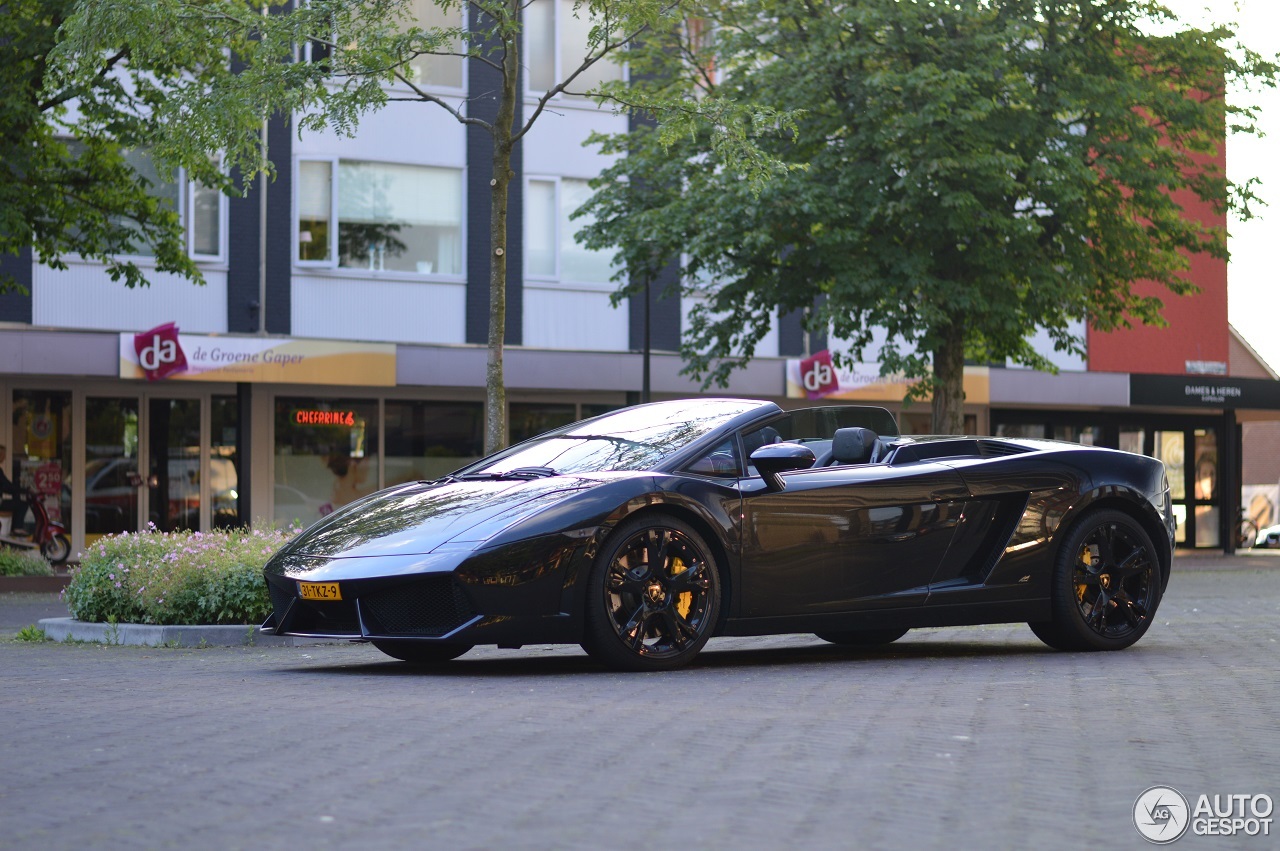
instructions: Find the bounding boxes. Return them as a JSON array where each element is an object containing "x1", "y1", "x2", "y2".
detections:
[{"x1": 262, "y1": 398, "x2": 1175, "y2": 671}]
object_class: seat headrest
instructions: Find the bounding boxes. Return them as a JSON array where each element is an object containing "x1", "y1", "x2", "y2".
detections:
[{"x1": 831, "y1": 427, "x2": 879, "y2": 465}]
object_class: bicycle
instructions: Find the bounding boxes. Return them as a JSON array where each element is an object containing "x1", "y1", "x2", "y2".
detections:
[{"x1": 1236, "y1": 508, "x2": 1259, "y2": 550}]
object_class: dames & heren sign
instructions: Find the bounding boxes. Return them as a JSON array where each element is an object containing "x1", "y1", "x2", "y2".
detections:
[
  {"x1": 1130, "y1": 374, "x2": 1280, "y2": 410},
  {"x1": 121, "y1": 325, "x2": 396, "y2": 385}
]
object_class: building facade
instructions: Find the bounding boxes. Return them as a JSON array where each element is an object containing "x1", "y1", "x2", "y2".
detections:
[{"x1": 3, "y1": 4, "x2": 1275, "y2": 555}]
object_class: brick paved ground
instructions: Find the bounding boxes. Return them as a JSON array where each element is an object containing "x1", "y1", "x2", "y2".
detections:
[{"x1": 1, "y1": 560, "x2": 1277, "y2": 850}]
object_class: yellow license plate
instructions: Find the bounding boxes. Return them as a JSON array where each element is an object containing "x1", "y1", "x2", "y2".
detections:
[{"x1": 298, "y1": 581, "x2": 342, "y2": 601}]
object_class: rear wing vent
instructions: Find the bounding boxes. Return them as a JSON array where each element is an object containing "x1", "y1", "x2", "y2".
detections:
[{"x1": 977, "y1": 440, "x2": 1031, "y2": 458}]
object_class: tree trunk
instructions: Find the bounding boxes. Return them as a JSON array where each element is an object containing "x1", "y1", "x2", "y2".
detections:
[
  {"x1": 930, "y1": 323, "x2": 966, "y2": 435},
  {"x1": 483, "y1": 5, "x2": 521, "y2": 456}
]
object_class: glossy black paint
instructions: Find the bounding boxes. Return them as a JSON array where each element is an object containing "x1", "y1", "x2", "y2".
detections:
[{"x1": 261, "y1": 399, "x2": 1176, "y2": 653}]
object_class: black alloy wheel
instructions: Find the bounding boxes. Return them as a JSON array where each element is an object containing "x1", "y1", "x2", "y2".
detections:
[
  {"x1": 371, "y1": 640, "x2": 472, "y2": 665},
  {"x1": 815, "y1": 628, "x2": 910, "y2": 647},
  {"x1": 1029, "y1": 509, "x2": 1162, "y2": 652},
  {"x1": 582, "y1": 515, "x2": 721, "y2": 672}
]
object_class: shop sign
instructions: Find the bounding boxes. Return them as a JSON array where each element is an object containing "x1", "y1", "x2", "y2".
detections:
[
  {"x1": 1130, "y1": 374, "x2": 1280, "y2": 409},
  {"x1": 120, "y1": 327, "x2": 396, "y2": 386},
  {"x1": 786, "y1": 356, "x2": 990, "y2": 404}
]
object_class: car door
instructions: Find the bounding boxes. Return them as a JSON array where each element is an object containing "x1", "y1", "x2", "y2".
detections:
[{"x1": 738, "y1": 461, "x2": 970, "y2": 617}]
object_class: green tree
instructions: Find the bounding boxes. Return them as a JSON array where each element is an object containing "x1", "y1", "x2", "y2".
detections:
[
  {"x1": 0, "y1": 0, "x2": 228, "y2": 291},
  {"x1": 53, "y1": 0, "x2": 791, "y2": 452},
  {"x1": 582, "y1": 0, "x2": 1277, "y2": 433}
]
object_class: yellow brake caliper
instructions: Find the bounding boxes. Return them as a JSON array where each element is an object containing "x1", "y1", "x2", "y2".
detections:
[
  {"x1": 1077, "y1": 544, "x2": 1099, "y2": 604},
  {"x1": 671, "y1": 556, "x2": 693, "y2": 618}
]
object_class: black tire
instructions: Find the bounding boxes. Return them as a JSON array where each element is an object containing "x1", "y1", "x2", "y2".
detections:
[
  {"x1": 1029, "y1": 509, "x2": 1163, "y2": 652},
  {"x1": 815, "y1": 628, "x2": 910, "y2": 646},
  {"x1": 41, "y1": 534, "x2": 71, "y2": 565},
  {"x1": 581, "y1": 515, "x2": 721, "y2": 672},
  {"x1": 371, "y1": 640, "x2": 472, "y2": 665}
]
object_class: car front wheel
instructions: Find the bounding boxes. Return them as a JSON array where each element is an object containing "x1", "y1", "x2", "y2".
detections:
[
  {"x1": 582, "y1": 515, "x2": 721, "y2": 672},
  {"x1": 1029, "y1": 509, "x2": 1162, "y2": 652}
]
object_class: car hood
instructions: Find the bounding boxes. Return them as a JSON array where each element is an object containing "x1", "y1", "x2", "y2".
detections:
[{"x1": 277, "y1": 476, "x2": 601, "y2": 559}]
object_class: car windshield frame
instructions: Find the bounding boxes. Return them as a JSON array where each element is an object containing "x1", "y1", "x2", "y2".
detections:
[{"x1": 452, "y1": 399, "x2": 772, "y2": 478}]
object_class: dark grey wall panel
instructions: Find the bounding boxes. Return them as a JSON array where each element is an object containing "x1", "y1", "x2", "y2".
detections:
[
  {"x1": 466, "y1": 8, "x2": 523, "y2": 346},
  {"x1": 227, "y1": 114, "x2": 293, "y2": 335},
  {"x1": 778, "y1": 307, "x2": 827, "y2": 357}
]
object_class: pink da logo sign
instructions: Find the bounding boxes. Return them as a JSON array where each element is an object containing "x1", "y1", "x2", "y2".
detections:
[
  {"x1": 134, "y1": 322, "x2": 188, "y2": 381},
  {"x1": 799, "y1": 350, "x2": 839, "y2": 399}
]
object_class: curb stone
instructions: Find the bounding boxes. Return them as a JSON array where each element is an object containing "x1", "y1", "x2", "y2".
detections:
[{"x1": 37, "y1": 617, "x2": 342, "y2": 647}]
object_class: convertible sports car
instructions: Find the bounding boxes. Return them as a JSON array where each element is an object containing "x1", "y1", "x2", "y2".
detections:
[{"x1": 261, "y1": 398, "x2": 1175, "y2": 671}]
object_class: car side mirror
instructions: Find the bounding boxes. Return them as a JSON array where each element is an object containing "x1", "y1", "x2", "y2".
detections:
[{"x1": 750, "y1": 442, "x2": 816, "y2": 491}]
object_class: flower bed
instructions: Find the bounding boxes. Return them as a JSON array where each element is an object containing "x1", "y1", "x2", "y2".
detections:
[{"x1": 63, "y1": 525, "x2": 298, "y2": 626}]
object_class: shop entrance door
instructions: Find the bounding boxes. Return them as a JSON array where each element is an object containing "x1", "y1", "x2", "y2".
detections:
[
  {"x1": 148, "y1": 398, "x2": 201, "y2": 532},
  {"x1": 79, "y1": 392, "x2": 239, "y2": 547}
]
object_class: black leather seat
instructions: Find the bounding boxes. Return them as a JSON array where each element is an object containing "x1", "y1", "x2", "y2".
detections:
[{"x1": 825, "y1": 427, "x2": 879, "y2": 465}]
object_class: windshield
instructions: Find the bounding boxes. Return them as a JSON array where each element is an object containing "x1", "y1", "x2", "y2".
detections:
[{"x1": 459, "y1": 399, "x2": 766, "y2": 476}]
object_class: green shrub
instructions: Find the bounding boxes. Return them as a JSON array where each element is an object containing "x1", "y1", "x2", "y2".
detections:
[
  {"x1": 64, "y1": 525, "x2": 298, "y2": 625},
  {"x1": 0, "y1": 548, "x2": 55, "y2": 577}
]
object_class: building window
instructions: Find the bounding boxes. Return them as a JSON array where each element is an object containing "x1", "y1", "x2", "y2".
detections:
[
  {"x1": 65, "y1": 141, "x2": 226, "y2": 262},
  {"x1": 525, "y1": 177, "x2": 616, "y2": 286},
  {"x1": 401, "y1": 0, "x2": 464, "y2": 89},
  {"x1": 296, "y1": 159, "x2": 464, "y2": 276},
  {"x1": 524, "y1": 0, "x2": 624, "y2": 97}
]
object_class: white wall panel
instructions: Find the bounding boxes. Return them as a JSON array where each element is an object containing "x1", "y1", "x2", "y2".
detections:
[
  {"x1": 681, "y1": 296, "x2": 779, "y2": 358},
  {"x1": 292, "y1": 274, "x2": 466, "y2": 344},
  {"x1": 523, "y1": 285, "x2": 629, "y2": 351},
  {"x1": 33, "y1": 262, "x2": 228, "y2": 332},
  {"x1": 294, "y1": 100, "x2": 467, "y2": 167},
  {"x1": 523, "y1": 103, "x2": 627, "y2": 178}
]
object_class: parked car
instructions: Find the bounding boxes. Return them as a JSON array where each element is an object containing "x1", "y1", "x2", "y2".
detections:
[{"x1": 263, "y1": 399, "x2": 1175, "y2": 671}]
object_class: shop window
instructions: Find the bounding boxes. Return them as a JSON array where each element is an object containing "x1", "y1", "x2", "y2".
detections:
[
  {"x1": 83, "y1": 397, "x2": 140, "y2": 542},
  {"x1": 296, "y1": 159, "x2": 463, "y2": 276},
  {"x1": 511, "y1": 403, "x2": 578, "y2": 445},
  {"x1": 384, "y1": 400, "x2": 483, "y2": 485},
  {"x1": 581, "y1": 403, "x2": 623, "y2": 420},
  {"x1": 524, "y1": 0, "x2": 624, "y2": 97},
  {"x1": 903, "y1": 413, "x2": 978, "y2": 436},
  {"x1": 1195, "y1": 506, "x2": 1220, "y2": 548},
  {"x1": 1193, "y1": 429, "x2": 1217, "y2": 500},
  {"x1": 1054, "y1": 425, "x2": 1101, "y2": 446},
  {"x1": 524, "y1": 177, "x2": 617, "y2": 286},
  {"x1": 211, "y1": 396, "x2": 240, "y2": 529},
  {"x1": 1119, "y1": 428, "x2": 1145, "y2": 455},
  {"x1": 274, "y1": 398, "x2": 379, "y2": 527},
  {"x1": 994, "y1": 422, "x2": 1046, "y2": 440},
  {"x1": 1154, "y1": 431, "x2": 1185, "y2": 501},
  {"x1": 11, "y1": 391, "x2": 72, "y2": 540}
]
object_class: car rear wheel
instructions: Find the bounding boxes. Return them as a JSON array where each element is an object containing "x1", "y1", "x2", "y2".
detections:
[
  {"x1": 371, "y1": 640, "x2": 472, "y2": 665},
  {"x1": 815, "y1": 628, "x2": 909, "y2": 646},
  {"x1": 581, "y1": 515, "x2": 721, "y2": 672},
  {"x1": 1029, "y1": 509, "x2": 1162, "y2": 652}
]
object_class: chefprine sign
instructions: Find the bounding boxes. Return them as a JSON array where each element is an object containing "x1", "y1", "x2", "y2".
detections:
[
  {"x1": 120, "y1": 324, "x2": 396, "y2": 386},
  {"x1": 1130, "y1": 374, "x2": 1280, "y2": 410}
]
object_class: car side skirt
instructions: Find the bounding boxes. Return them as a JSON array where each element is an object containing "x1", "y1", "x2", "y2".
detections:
[{"x1": 719, "y1": 598, "x2": 1052, "y2": 637}]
